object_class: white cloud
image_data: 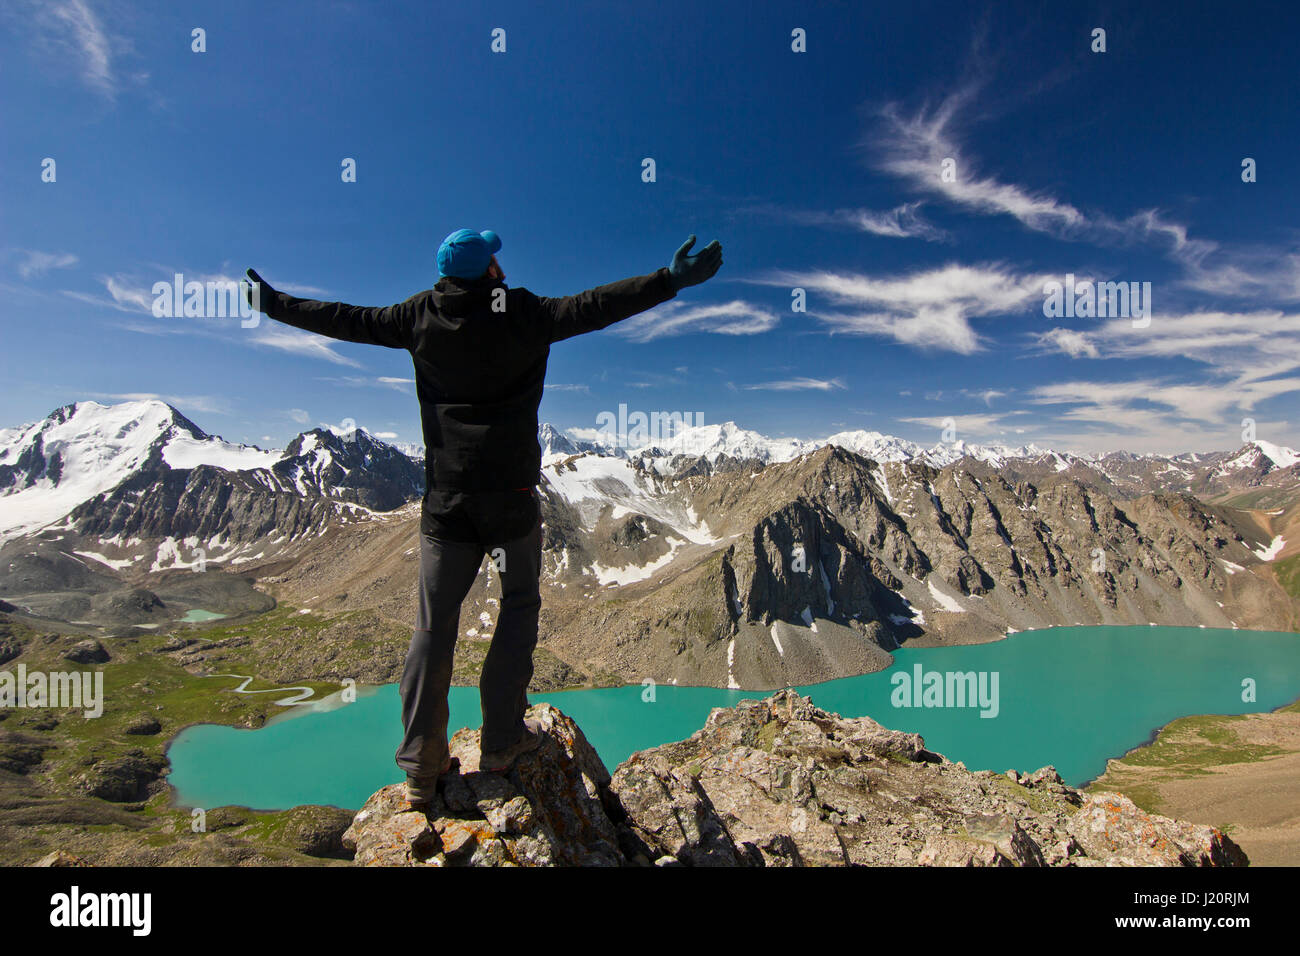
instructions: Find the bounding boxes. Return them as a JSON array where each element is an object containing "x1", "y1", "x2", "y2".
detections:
[
  {"x1": 873, "y1": 87, "x2": 1300, "y2": 304},
  {"x1": 743, "y1": 377, "x2": 847, "y2": 392},
  {"x1": 15, "y1": 250, "x2": 78, "y2": 279},
  {"x1": 900, "y1": 411, "x2": 1027, "y2": 438},
  {"x1": 964, "y1": 388, "x2": 1008, "y2": 406},
  {"x1": 763, "y1": 263, "x2": 1050, "y2": 353},
  {"x1": 617, "y1": 300, "x2": 779, "y2": 342},
  {"x1": 64, "y1": 272, "x2": 365, "y2": 366},
  {"x1": 765, "y1": 201, "x2": 947, "y2": 241},
  {"x1": 1023, "y1": 310, "x2": 1300, "y2": 453},
  {"x1": 1036, "y1": 327, "x2": 1100, "y2": 359},
  {"x1": 1090, "y1": 310, "x2": 1300, "y2": 383},
  {"x1": 1029, "y1": 377, "x2": 1300, "y2": 448},
  {"x1": 544, "y1": 383, "x2": 591, "y2": 393},
  {"x1": 288, "y1": 408, "x2": 310, "y2": 425},
  {"x1": 22, "y1": 0, "x2": 118, "y2": 98},
  {"x1": 876, "y1": 92, "x2": 1086, "y2": 234},
  {"x1": 249, "y1": 326, "x2": 362, "y2": 367}
]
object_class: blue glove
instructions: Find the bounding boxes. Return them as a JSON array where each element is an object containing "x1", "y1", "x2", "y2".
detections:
[{"x1": 667, "y1": 235, "x2": 723, "y2": 291}]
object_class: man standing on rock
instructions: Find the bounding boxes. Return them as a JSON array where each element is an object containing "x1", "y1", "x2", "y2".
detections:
[{"x1": 243, "y1": 230, "x2": 722, "y2": 804}]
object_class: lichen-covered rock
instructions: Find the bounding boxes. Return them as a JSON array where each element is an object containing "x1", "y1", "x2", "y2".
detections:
[
  {"x1": 1066, "y1": 792, "x2": 1250, "y2": 867},
  {"x1": 607, "y1": 753, "x2": 749, "y2": 866},
  {"x1": 343, "y1": 703, "x2": 623, "y2": 866}
]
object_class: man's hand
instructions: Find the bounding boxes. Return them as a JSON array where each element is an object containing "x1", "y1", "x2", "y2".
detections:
[
  {"x1": 243, "y1": 268, "x2": 277, "y2": 314},
  {"x1": 667, "y1": 235, "x2": 723, "y2": 292}
]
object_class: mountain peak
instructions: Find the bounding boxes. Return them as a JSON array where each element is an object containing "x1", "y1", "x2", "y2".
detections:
[{"x1": 1251, "y1": 439, "x2": 1300, "y2": 469}]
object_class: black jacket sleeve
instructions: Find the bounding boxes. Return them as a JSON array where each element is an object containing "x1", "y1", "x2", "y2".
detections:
[
  {"x1": 533, "y1": 268, "x2": 677, "y2": 343},
  {"x1": 264, "y1": 290, "x2": 418, "y2": 350}
]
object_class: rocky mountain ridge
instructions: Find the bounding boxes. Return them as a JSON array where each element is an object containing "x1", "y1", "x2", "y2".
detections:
[{"x1": 343, "y1": 691, "x2": 1248, "y2": 867}]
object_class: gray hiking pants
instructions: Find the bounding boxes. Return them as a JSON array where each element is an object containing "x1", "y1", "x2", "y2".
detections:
[{"x1": 395, "y1": 489, "x2": 542, "y2": 786}]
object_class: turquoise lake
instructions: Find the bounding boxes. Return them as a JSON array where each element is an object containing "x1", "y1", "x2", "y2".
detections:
[
  {"x1": 166, "y1": 625, "x2": 1300, "y2": 811},
  {"x1": 180, "y1": 609, "x2": 227, "y2": 623}
]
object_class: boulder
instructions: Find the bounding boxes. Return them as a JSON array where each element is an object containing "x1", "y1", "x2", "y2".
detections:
[
  {"x1": 123, "y1": 714, "x2": 162, "y2": 736},
  {"x1": 63, "y1": 639, "x2": 110, "y2": 664},
  {"x1": 1066, "y1": 792, "x2": 1250, "y2": 867}
]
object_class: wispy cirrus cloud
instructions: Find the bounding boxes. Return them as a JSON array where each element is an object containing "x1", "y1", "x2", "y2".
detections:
[
  {"x1": 1032, "y1": 377, "x2": 1300, "y2": 427},
  {"x1": 1028, "y1": 310, "x2": 1300, "y2": 450},
  {"x1": 64, "y1": 271, "x2": 359, "y2": 364},
  {"x1": 1037, "y1": 310, "x2": 1300, "y2": 383},
  {"x1": 14, "y1": 250, "x2": 79, "y2": 279},
  {"x1": 544, "y1": 383, "x2": 592, "y2": 394},
  {"x1": 748, "y1": 201, "x2": 947, "y2": 241},
  {"x1": 872, "y1": 85, "x2": 1300, "y2": 304},
  {"x1": 15, "y1": 0, "x2": 130, "y2": 100},
  {"x1": 875, "y1": 88, "x2": 1086, "y2": 235},
  {"x1": 62, "y1": 275, "x2": 150, "y2": 313},
  {"x1": 248, "y1": 326, "x2": 363, "y2": 367},
  {"x1": 316, "y1": 375, "x2": 414, "y2": 392},
  {"x1": 759, "y1": 263, "x2": 1051, "y2": 354},
  {"x1": 617, "y1": 299, "x2": 780, "y2": 342},
  {"x1": 743, "y1": 377, "x2": 846, "y2": 392}
]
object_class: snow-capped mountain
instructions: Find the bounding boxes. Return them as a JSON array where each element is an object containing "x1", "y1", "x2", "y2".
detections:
[
  {"x1": 0, "y1": 400, "x2": 423, "y2": 544},
  {"x1": 0, "y1": 401, "x2": 277, "y2": 540},
  {"x1": 548, "y1": 419, "x2": 1062, "y2": 472}
]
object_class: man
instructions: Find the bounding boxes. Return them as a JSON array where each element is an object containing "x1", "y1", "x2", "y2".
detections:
[{"x1": 242, "y1": 229, "x2": 722, "y2": 804}]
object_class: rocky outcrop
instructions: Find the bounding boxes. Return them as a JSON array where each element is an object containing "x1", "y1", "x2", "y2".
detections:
[
  {"x1": 343, "y1": 692, "x2": 1248, "y2": 867},
  {"x1": 344, "y1": 704, "x2": 624, "y2": 866},
  {"x1": 63, "y1": 639, "x2": 110, "y2": 664},
  {"x1": 77, "y1": 750, "x2": 168, "y2": 802},
  {"x1": 32, "y1": 850, "x2": 93, "y2": 867}
]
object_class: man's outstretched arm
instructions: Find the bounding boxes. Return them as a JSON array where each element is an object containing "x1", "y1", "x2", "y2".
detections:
[
  {"x1": 538, "y1": 235, "x2": 723, "y2": 343},
  {"x1": 243, "y1": 268, "x2": 415, "y2": 349}
]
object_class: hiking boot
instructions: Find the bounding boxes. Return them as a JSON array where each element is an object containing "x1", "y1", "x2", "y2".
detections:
[
  {"x1": 479, "y1": 718, "x2": 545, "y2": 772},
  {"x1": 404, "y1": 756, "x2": 459, "y2": 809}
]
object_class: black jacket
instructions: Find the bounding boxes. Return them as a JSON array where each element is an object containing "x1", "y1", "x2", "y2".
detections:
[{"x1": 263, "y1": 268, "x2": 677, "y2": 501}]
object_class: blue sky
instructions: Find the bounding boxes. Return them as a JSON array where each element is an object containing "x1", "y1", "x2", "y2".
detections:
[{"x1": 3, "y1": 0, "x2": 1298, "y2": 456}]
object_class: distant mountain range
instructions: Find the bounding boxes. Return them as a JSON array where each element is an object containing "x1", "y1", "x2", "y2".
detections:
[
  {"x1": 0, "y1": 400, "x2": 1295, "y2": 688},
  {"x1": 4, "y1": 401, "x2": 1295, "y2": 548}
]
